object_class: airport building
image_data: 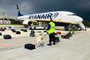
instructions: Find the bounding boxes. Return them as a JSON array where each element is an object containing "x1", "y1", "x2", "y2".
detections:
[{"x1": 0, "y1": 13, "x2": 17, "y2": 25}]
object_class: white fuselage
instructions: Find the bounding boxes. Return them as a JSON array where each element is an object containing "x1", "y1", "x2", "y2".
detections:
[
  {"x1": 17, "y1": 11, "x2": 85, "y2": 30},
  {"x1": 18, "y1": 11, "x2": 83, "y2": 24}
]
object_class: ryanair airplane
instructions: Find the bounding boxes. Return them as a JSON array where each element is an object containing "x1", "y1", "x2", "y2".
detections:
[{"x1": 16, "y1": 5, "x2": 86, "y2": 30}]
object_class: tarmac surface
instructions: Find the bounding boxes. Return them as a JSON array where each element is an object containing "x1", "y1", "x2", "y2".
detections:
[{"x1": 0, "y1": 28, "x2": 90, "y2": 60}]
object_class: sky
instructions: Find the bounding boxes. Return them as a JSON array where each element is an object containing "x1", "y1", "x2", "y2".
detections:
[{"x1": 0, "y1": 0, "x2": 90, "y2": 21}]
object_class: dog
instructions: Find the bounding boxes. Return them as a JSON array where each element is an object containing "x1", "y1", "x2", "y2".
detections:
[{"x1": 36, "y1": 33, "x2": 45, "y2": 47}]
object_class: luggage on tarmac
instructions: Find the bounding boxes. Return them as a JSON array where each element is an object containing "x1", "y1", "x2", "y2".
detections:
[
  {"x1": 24, "y1": 43, "x2": 36, "y2": 50},
  {"x1": 55, "y1": 37, "x2": 60, "y2": 43},
  {"x1": 66, "y1": 31, "x2": 72, "y2": 37},
  {"x1": 11, "y1": 29, "x2": 16, "y2": 32},
  {"x1": 3, "y1": 34, "x2": 12, "y2": 39},
  {"x1": 16, "y1": 31, "x2": 21, "y2": 34},
  {"x1": 21, "y1": 29, "x2": 27, "y2": 32},
  {"x1": 30, "y1": 30, "x2": 35, "y2": 37},
  {"x1": 0, "y1": 28, "x2": 5, "y2": 31},
  {"x1": 56, "y1": 32, "x2": 61, "y2": 35},
  {"x1": 61, "y1": 31, "x2": 72, "y2": 39},
  {"x1": 55, "y1": 32, "x2": 61, "y2": 43},
  {"x1": 61, "y1": 35, "x2": 69, "y2": 39},
  {"x1": 0, "y1": 33, "x2": 2, "y2": 36}
]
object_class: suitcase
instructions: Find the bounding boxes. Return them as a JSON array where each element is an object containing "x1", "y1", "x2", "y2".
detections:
[
  {"x1": 0, "y1": 33, "x2": 2, "y2": 36},
  {"x1": 11, "y1": 29, "x2": 16, "y2": 32},
  {"x1": 30, "y1": 30, "x2": 35, "y2": 37},
  {"x1": 55, "y1": 37, "x2": 60, "y2": 43},
  {"x1": 16, "y1": 31, "x2": 21, "y2": 34},
  {"x1": 24, "y1": 43, "x2": 36, "y2": 50},
  {"x1": 61, "y1": 35, "x2": 69, "y2": 39},
  {"x1": 56, "y1": 32, "x2": 61, "y2": 35},
  {"x1": 61, "y1": 31, "x2": 72, "y2": 39},
  {"x1": 3, "y1": 34, "x2": 12, "y2": 39},
  {"x1": 21, "y1": 29, "x2": 27, "y2": 32},
  {"x1": 0, "y1": 28, "x2": 5, "y2": 31}
]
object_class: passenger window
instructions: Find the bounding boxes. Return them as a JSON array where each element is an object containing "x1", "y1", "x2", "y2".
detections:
[{"x1": 67, "y1": 14, "x2": 76, "y2": 16}]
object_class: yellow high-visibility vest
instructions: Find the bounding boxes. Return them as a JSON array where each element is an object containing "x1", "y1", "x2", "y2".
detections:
[{"x1": 47, "y1": 22, "x2": 55, "y2": 34}]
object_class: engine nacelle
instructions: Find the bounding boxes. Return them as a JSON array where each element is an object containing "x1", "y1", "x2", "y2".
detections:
[{"x1": 23, "y1": 20, "x2": 32, "y2": 26}]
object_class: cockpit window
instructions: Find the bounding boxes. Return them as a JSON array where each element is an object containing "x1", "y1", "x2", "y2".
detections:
[
  {"x1": 67, "y1": 14, "x2": 76, "y2": 16},
  {"x1": 71, "y1": 14, "x2": 76, "y2": 16}
]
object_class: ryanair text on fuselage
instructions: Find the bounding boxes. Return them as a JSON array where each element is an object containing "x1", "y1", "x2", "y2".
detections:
[{"x1": 29, "y1": 13, "x2": 59, "y2": 19}]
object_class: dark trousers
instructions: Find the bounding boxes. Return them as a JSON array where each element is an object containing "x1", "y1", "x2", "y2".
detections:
[{"x1": 49, "y1": 33, "x2": 55, "y2": 45}]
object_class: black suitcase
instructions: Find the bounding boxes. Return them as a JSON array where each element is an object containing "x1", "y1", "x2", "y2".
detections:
[
  {"x1": 30, "y1": 30, "x2": 35, "y2": 37},
  {"x1": 24, "y1": 43, "x2": 36, "y2": 50},
  {"x1": 11, "y1": 29, "x2": 16, "y2": 32},
  {"x1": 55, "y1": 37, "x2": 60, "y2": 43},
  {"x1": 3, "y1": 34, "x2": 12, "y2": 39},
  {"x1": 21, "y1": 29, "x2": 27, "y2": 32},
  {"x1": 61, "y1": 35, "x2": 69, "y2": 39},
  {"x1": 0, "y1": 33, "x2": 2, "y2": 36},
  {"x1": 16, "y1": 31, "x2": 21, "y2": 34}
]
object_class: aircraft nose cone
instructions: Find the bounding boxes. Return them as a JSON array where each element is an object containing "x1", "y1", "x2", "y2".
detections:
[
  {"x1": 74, "y1": 16, "x2": 83, "y2": 22},
  {"x1": 77, "y1": 17, "x2": 83, "y2": 22}
]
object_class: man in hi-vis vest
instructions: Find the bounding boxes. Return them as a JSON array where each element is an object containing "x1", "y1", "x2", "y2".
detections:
[{"x1": 47, "y1": 17, "x2": 56, "y2": 46}]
